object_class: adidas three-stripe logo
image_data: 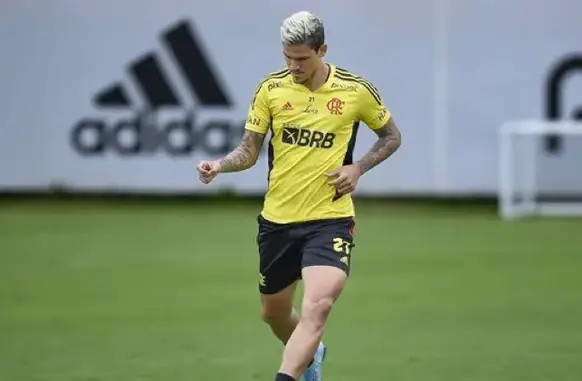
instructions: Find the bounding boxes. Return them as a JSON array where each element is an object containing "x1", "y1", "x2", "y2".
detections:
[
  {"x1": 70, "y1": 19, "x2": 246, "y2": 158},
  {"x1": 95, "y1": 19, "x2": 231, "y2": 109}
]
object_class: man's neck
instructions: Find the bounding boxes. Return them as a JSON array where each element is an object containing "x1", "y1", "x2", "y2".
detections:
[{"x1": 305, "y1": 63, "x2": 330, "y2": 92}]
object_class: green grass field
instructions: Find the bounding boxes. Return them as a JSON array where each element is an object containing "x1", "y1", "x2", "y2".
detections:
[{"x1": 1, "y1": 197, "x2": 582, "y2": 381}]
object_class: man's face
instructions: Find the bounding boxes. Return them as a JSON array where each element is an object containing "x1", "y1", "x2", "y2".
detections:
[{"x1": 283, "y1": 43, "x2": 327, "y2": 84}]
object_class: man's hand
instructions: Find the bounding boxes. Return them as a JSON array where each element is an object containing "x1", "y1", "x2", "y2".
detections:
[
  {"x1": 325, "y1": 164, "x2": 362, "y2": 197},
  {"x1": 196, "y1": 160, "x2": 222, "y2": 184}
]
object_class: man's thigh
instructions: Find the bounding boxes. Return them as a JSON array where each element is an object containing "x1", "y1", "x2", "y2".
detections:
[
  {"x1": 301, "y1": 217, "x2": 356, "y2": 276},
  {"x1": 257, "y1": 215, "x2": 303, "y2": 295}
]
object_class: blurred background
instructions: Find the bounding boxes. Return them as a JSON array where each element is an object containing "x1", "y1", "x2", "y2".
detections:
[{"x1": 1, "y1": 1, "x2": 581, "y2": 380}]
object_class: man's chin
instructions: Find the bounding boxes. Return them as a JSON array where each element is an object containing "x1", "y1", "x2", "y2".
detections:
[{"x1": 292, "y1": 75, "x2": 308, "y2": 84}]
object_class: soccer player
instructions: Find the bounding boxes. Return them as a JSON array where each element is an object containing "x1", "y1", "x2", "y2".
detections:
[{"x1": 196, "y1": 10, "x2": 401, "y2": 381}]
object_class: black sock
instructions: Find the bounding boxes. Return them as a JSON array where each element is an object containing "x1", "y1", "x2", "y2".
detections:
[{"x1": 275, "y1": 372, "x2": 295, "y2": 381}]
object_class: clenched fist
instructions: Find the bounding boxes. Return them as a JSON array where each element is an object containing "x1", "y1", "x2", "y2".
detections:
[{"x1": 196, "y1": 160, "x2": 222, "y2": 184}]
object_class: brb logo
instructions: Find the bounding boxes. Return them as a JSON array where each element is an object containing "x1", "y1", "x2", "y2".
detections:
[
  {"x1": 544, "y1": 53, "x2": 582, "y2": 154},
  {"x1": 281, "y1": 123, "x2": 335, "y2": 148},
  {"x1": 70, "y1": 20, "x2": 244, "y2": 157}
]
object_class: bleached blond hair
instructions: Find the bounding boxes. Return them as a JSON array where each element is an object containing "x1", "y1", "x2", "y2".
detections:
[{"x1": 280, "y1": 11, "x2": 325, "y2": 50}]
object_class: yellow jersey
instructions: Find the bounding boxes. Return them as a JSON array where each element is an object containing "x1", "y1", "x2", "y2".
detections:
[{"x1": 244, "y1": 64, "x2": 392, "y2": 224}]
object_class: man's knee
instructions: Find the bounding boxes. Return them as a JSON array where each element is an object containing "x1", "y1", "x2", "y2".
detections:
[
  {"x1": 261, "y1": 300, "x2": 291, "y2": 323},
  {"x1": 301, "y1": 297, "x2": 334, "y2": 330},
  {"x1": 260, "y1": 282, "x2": 297, "y2": 323},
  {"x1": 299, "y1": 265, "x2": 348, "y2": 329}
]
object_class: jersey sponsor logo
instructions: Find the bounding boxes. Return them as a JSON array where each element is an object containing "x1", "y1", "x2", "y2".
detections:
[
  {"x1": 331, "y1": 82, "x2": 358, "y2": 92},
  {"x1": 267, "y1": 81, "x2": 283, "y2": 91},
  {"x1": 281, "y1": 124, "x2": 335, "y2": 148},
  {"x1": 303, "y1": 104, "x2": 319, "y2": 114},
  {"x1": 326, "y1": 97, "x2": 345, "y2": 115},
  {"x1": 70, "y1": 19, "x2": 246, "y2": 157}
]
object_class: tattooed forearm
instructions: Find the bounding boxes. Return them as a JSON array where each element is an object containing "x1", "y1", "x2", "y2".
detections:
[
  {"x1": 356, "y1": 117, "x2": 401, "y2": 175},
  {"x1": 219, "y1": 130, "x2": 266, "y2": 173}
]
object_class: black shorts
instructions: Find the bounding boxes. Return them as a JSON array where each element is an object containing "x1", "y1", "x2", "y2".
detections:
[{"x1": 257, "y1": 214, "x2": 356, "y2": 295}]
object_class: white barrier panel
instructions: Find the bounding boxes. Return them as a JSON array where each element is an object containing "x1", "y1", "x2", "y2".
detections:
[{"x1": 0, "y1": 0, "x2": 581, "y2": 195}]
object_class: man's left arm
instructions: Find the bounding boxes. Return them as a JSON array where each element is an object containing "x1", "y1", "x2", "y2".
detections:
[
  {"x1": 326, "y1": 81, "x2": 401, "y2": 197},
  {"x1": 355, "y1": 80, "x2": 402, "y2": 175},
  {"x1": 356, "y1": 116, "x2": 401, "y2": 175}
]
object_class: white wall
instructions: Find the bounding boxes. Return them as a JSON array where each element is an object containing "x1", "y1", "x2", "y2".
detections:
[{"x1": 0, "y1": 0, "x2": 580, "y2": 195}]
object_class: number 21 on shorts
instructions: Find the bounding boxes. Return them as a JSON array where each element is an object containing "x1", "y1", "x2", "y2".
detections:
[{"x1": 333, "y1": 237, "x2": 352, "y2": 254}]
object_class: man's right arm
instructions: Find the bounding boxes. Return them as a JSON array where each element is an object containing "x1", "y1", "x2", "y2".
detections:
[
  {"x1": 218, "y1": 78, "x2": 271, "y2": 173},
  {"x1": 219, "y1": 130, "x2": 266, "y2": 173}
]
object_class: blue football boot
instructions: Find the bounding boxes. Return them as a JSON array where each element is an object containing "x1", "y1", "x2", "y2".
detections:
[{"x1": 301, "y1": 341, "x2": 326, "y2": 381}]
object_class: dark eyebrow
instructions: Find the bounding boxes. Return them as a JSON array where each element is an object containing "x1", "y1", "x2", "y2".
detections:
[{"x1": 284, "y1": 52, "x2": 310, "y2": 61}]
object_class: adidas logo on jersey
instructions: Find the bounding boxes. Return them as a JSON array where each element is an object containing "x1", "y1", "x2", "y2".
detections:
[{"x1": 70, "y1": 19, "x2": 245, "y2": 157}]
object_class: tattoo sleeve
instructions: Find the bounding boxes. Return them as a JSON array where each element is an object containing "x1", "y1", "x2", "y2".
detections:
[
  {"x1": 219, "y1": 130, "x2": 266, "y2": 173},
  {"x1": 356, "y1": 117, "x2": 402, "y2": 175}
]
